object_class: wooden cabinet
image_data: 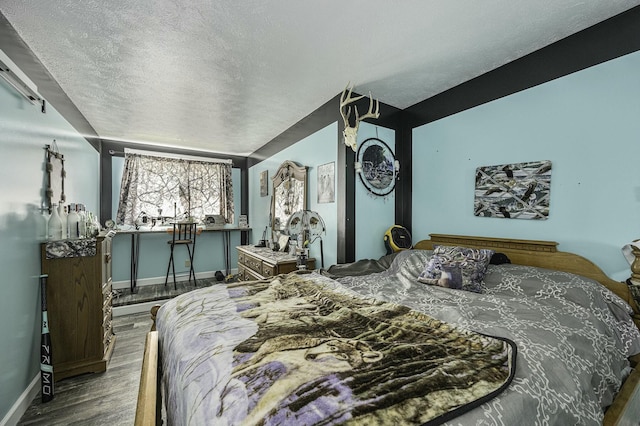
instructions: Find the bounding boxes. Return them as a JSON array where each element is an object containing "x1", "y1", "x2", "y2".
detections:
[
  {"x1": 237, "y1": 245, "x2": 315, "y2": 280},
  {"x1": 40, "y1": 235, "x2": 116, "y2": 381}
]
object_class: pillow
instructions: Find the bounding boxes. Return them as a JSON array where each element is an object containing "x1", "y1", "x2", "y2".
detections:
[{"x1": 418, "y1": 245, "x2": 495, "y2": 293}]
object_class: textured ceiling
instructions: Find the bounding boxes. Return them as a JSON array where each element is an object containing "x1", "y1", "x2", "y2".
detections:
[{"x1": 1, "y1": 1, "x2": 639, "y2": 156}]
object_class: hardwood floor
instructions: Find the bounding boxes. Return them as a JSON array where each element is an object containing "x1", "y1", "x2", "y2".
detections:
[
  {"x1": 113, "y1": 277, "x2": 219, "y2": 307},
  {"x1": 18, "y1": 312, "x2": 153, "y2": 425}
]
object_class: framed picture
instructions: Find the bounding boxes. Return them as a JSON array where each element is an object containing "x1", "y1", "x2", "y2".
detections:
[
  {"x1": 474, "y1": 160, "x2": 552, "y2": 220},
  {"x1": 317, "y1": 162, "x2": 335, "y2": 204},
  {"x1": 356, "y1": 138, "x2": 397, "y2": 197},
  {"x1": 260, "y1": 170, "x2": 268, "y2": 197}
]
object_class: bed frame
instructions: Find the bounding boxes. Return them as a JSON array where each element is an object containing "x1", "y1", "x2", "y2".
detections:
[{"x1": 134, "y1": 234, "x2": 640, "y2": 426}]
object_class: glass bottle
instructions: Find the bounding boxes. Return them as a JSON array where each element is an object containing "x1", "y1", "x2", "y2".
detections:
[
  {"x1": 79, "y1": 204, "x2": 87, "y2": 238},
  {"x1": 47, "y1": 203, "x2": 63, "y2": 241},
  {"x1": 67, "y1": 203, "x2": 80, "y2": 239},
  {"x1": 59, "y1": 204, "x2": 68, "y2": 239}
]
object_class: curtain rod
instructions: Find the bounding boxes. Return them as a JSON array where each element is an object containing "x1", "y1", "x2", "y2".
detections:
[{"x1": 124, "y1": 148, "x2": 232, "y2": 164}]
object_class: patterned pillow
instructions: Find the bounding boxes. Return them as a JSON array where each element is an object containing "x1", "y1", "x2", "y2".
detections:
[{"x1": 418, "y1": 245, "x2": 495, "y2": 293}]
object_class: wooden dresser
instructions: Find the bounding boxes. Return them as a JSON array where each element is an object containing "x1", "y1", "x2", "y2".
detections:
[
  {"x1": 237, "y1": 245, "x2": 316, "y2": 280},
  {"x1": 40, "y1": 234, "x2": 116, "y2": 381}
]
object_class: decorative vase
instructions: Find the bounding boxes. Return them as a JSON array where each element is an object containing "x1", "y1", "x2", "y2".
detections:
[{"x1": 48, "y1": 203, "x2": 63, "y2": 240}]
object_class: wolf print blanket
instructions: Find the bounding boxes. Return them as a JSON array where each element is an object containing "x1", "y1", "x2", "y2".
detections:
[{"x1": 157, "y1": 273, "x2": 516, "y2": 425}]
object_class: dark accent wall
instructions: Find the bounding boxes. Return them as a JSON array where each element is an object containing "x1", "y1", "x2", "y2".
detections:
[
  {"x1": 394, "y1": 5, "x2": 640, "y2": 229},
  {"x1": 248, "y1": 94, "x2": 402, "y2": 263},
  {"x1": 405, "y1": 6, "x2": 640, "y2": 129},
  {"x1": 247, "y1": 6, "x2": 640, "y2": 259}
]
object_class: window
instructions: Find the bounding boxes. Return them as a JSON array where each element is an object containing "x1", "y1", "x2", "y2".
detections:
[{"x1": 116, "y1": 152, "x2": 233, "y2": 225}]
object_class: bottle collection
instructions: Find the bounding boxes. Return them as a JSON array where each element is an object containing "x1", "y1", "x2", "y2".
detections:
[{"x1": 47, "y1": 203, "x2": 101, "y2": 241}]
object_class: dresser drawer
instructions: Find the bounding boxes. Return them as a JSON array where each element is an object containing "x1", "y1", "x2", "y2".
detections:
[
  {"x1": 102, "y1": 279, "x2": 112, "y2": 299},
  {"x1": 238, "y1": 264, "x2": 249, "y2": 280},
  {"x1": 237, "y1": 264, "x2": 260, "y2": 281},
  {"x1": 103, "y1": 304, "x2": 112, "y2": 326},
  {"x1": 103, "y1": 327, "x2": 114, "y2": 354},
  {"x1": 262, "y1": 262, "x2": 276, "y2": 278},
  {"x1": 103, "y1": 287, "x2": 113, "y2": 311},
  {"x1": 103, "y1": 320, "x2": 113, "y2": 345},
  {"x1": 244, "y1": 253, "x2": 263, "y2": 274}
]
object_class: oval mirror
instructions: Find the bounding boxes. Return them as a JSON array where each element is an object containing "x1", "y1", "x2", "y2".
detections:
[{"x1": 271, "y1": 160, "x2": 307, "y2": 238}]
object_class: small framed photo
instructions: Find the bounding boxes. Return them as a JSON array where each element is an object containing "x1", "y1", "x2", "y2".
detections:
[
  {"x1": 260, "y1": 170, "x2": 268, "y2": 197},
  {"x1": 317, "y1": 162, "x2": 335, "y2": 204}
]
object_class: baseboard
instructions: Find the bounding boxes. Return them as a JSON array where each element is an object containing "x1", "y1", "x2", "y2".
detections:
[
  {"x1": 1, "y1": 374, "x2": 40, "y2": 426},
  {"x1": 112, "y1": 269, "x2": 237, "y2": 290},
  {"x1": 113, "y1": 299, "x2": 170, "y2": 317}
]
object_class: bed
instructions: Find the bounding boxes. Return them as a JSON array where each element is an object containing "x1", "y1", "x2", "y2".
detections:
[{"x1": 134, "y1": 234, "x2": 640, "y2": 425}]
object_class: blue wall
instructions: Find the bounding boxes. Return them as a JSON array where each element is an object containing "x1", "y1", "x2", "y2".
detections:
[
  {"x1": 4, "y1": 34, "x2": 638, "y2": 425},
  {"x1": 0, "y1": 80, "x2": 100, "y2": 420},
  {"x1": 248, "y1": 123, "x2": 339, "y2": 267},
  {"x1": 355, "y1": 123, "x2": 396, "y2": 260},
  {"x1": 412, "y1": 50, "x2": 640, "y2": 280},
  {"x1": 110, "y1": 162, "x2": 243, "y2": 285},
  {"x1": 246, "y1": 121, "x2": 397, "y2": 266}
]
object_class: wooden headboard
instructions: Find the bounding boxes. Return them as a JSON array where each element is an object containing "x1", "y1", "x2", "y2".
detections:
[{"x1": 414, "y1": 234, "x2": 640, "y2": 329}]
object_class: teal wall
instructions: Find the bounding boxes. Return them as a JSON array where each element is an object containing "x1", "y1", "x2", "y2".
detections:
[
  {"x1": 0, "y1": 81, "x2": 100, "y2": 419},
  {"x1": 248, "y1": 123, "x2": 339, "y2": 268},
  {"x1": 355, "y1": 123, "x2": 396, "y2": 260},
  {"x1": 4, "y1": 31, "x2": 638, "y2": 425},
  {"x1": 246, "y1": 121, "x2": 396, "y2": 266},
  {"x1": 412, "y1": 50, "x2": 640, "y2": 281},
  {"x1": 110, "y1": 163, "x2": 243, "y2": 284}
]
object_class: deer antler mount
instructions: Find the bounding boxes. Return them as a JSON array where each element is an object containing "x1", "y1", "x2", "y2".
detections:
[{"x1": 340, "y1": 83, "x2": 380, "y2": 152}]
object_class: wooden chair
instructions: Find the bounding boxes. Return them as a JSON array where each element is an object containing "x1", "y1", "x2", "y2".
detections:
[{"x1": 165, "y1": 222, "x2": 198, "y2": 289}]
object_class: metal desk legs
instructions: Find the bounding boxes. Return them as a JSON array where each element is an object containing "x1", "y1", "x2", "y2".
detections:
[
  {"x1": 222, "y1": 230, "x2": 231, "y2": 275},
  {"x1": 130, "y1": 233, "x2": 140, "y2": 293}
]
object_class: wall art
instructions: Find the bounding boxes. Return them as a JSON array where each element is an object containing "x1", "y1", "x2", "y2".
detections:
[
  {"x1": 45, "y1": 142, "x2": 65, "y2": 214},
  {"x1": 260, "y1": 170, "x2": 268, "y2": 197},
  {"x1": 474, "y1": 160, "x2": 551, "y2": 220},
  {"x1": 356, "y1": 137, "x2": 398, "y2": 197},
  {"x1": 317, "y1": 162, "x2": 335, "y2": 204}
]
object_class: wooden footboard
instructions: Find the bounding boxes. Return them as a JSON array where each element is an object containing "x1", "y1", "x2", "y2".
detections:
[
  {"x1": 134, "y1": 330, "x2": 159, "y2": 426},
  {"x1": 135, "y1": 304, "x2": 162, "y2": 426}
]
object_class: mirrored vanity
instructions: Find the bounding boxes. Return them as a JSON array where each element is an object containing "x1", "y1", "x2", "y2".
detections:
[
  {"x1": 237, "y1": 160, "x2": 314, "y2": 279},
  {"x1": 271, "y1": 160, "x2": 307, "y2": 240}
]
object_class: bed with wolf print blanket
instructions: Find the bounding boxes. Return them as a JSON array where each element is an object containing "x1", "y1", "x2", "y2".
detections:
[
  {"x1": 157, "y1": 273, "x2": 516, "y2": 425},
  {"x1": 150, "y1": 238, "x2": 640, "y2": 425}
]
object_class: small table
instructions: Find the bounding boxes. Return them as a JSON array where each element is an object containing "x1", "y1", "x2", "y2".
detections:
[{"x1": 237, "y1": 245, "x2": 316, "y2": 280}]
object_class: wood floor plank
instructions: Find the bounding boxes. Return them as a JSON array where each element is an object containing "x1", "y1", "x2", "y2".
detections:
[
  {"x1": 18, "y1": 278, "x2": 226, "y2": 425},
  {"x1": 18, "y1": 312, "x2": 152, "y2": 426}
]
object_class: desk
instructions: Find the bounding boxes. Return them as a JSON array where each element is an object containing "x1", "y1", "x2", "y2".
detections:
[{"x1": 117, "y1": 226, "x2": 251, "y2": 292}]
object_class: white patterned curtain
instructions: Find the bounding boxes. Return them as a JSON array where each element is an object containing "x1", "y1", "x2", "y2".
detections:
[{"x1": 116, "y1": 153, "x2": 234, "y2": 225}]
